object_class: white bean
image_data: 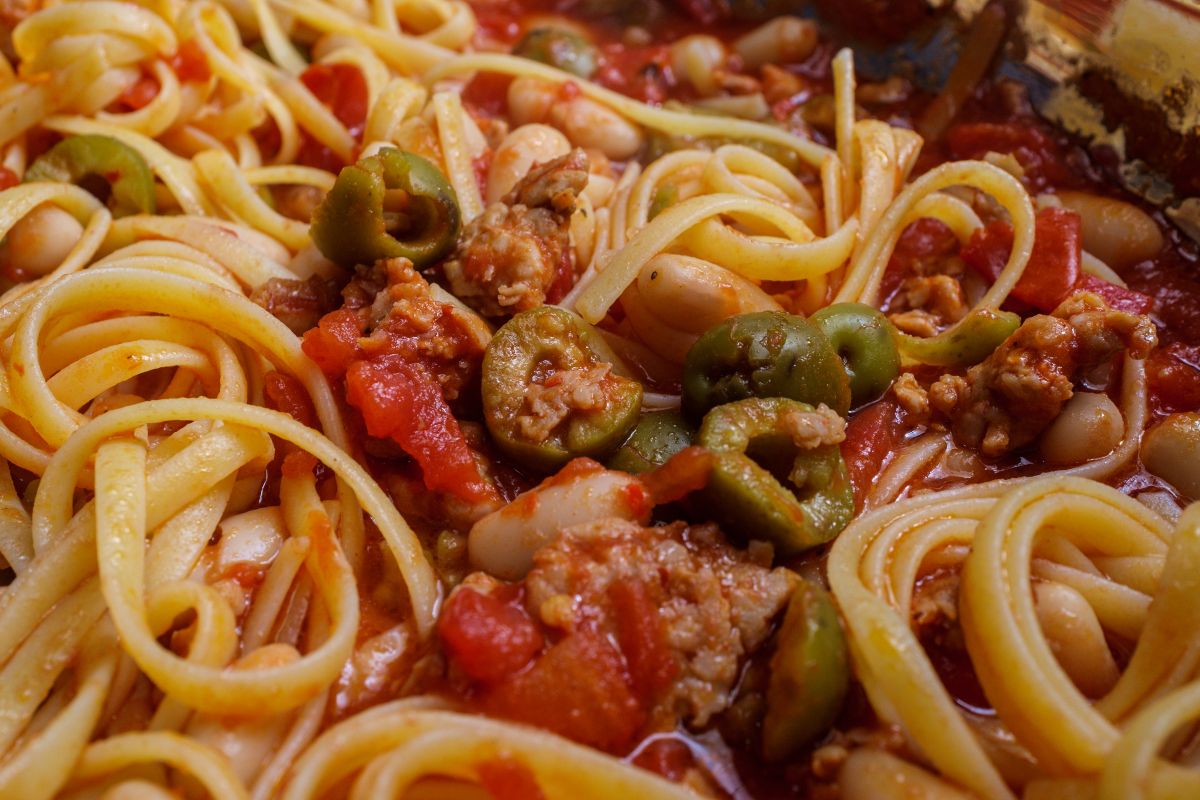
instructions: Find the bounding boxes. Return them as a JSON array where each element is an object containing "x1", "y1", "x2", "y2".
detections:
[
  {"x1": 1056, "y1": 191, "x2": 1163, "y2": 272},
  {"x1": 548, "y1": 96, "x2": 644, "y2": 160},
  {"x1": 216, "y1": 506, "x2": 285, "y2": 575},
  {"x1": 840, "y1": 749, "x2": 975, "y2": 800},
  {"x1": 0, "y1": 203, "x2": 84, "y2": 278},
  {"x1": 670, "y1": 34, "x2": 726, "y2": 97},
  {"x1": 468, "y1": 463, "x2": 650, "y2": 580},
  {"x1": 635, "y1": 253, "x2": 781, "y2": 336},
  {"x1": 506, "y1": 76, "x2": 557, "y2": 126},
  {"x1": 734, "y1": 17, "x2": 817, "y2": 70},
  {"x1": 1033, "y1": 581, "x2": 1119, "y2": 697},
  {"x1": 1141, "y1": 412, "x2": 1200, "y2": 499},
  {"x1": 486, "y1": 123, "x2": 571, "y2": 203},
  {"x1": 1038, "y1": 392, "x2": 1123, "y2": 466}
]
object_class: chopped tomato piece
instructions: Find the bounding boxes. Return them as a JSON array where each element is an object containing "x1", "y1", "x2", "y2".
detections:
[
  {"x1": 116, "y1": 74, "x2": 159, "y2": 110},
  {"x1": 0, "y1": 167, "x2": 18, "y2": 191},
  {"x1": 296, "y1": 63, "x2": 369, "y2": 171},
  {"x1": 484, "y1": 625, "x2": 644, "y2": 752},
  {"x1": 961, "y1": 207, "x2": 1081, "y2": 312},
  {"x1": 544, "y1": 247, "x2": 576, "y2": 305},
  {"x1": 593, "y1": 44, "x2": 673, "y2": 105},
  {"x1": 881, "y1": 218, "x2": 960, "y2": 302},
  {"x1": 439, "y1": 586, "x2": 544, "y2": 684},
  {"x1": 477, "y1": 757, "x2": 547, "y2": 800},
  {"x1": 609, "y1": 579, "x2": 677, "y2": 704},
  {"x1": 945, "y1": 121, "x2": 1070, "y2": 190},
  {"x1": 1148, "y1": 344, "x2": 1200, "y2": 414},
  {"x1": 640, "y1": 446, "x2": 712, "y2": 506},
  {"x1": 345, "y1": 356, "x2": 499, "y2": 505},
  {"x1": 1075, "y1": 274, "x2": 1154, "y2": 315},
  {"x1": 842, "y1": 398, "x2": 900, "y2": 509},
  {"x1": 461, "y1": 72, "x2": 513, "y2": 119},
  {"x1": 171, "y1": 39, "x2": 212, "y2": 83},
  {"x1": 301, "y1": 309, "x2": 363, "y2": 376},
  {"x1": 263, "y1": 371, "x2": 318, "y2": 428},
  {"x1": 300, "y1": 63, "x2": 368, "y2": 134}
]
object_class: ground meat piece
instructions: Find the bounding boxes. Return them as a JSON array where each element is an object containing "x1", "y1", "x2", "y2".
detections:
[
  {"x1": 518, "y1": 363, "x2": 613, "y2": 443},
  {"x1": 345, "y1": 258, "x2": 490, "y2": 401},
  {"x1": 910, "y1": 571, "x2": 960, "y2": 630},
  {"x1": 928, "y1": 291, "x2": 1157, "y2": 457},
  {"x1": 443, "y1": 149, "x2": 588, "y2": 317},
  {"x1": 889, "y1": 275, "x2": 969, "y2": 337},
  {"x1": 524, "y1": 519, "x2": 795, "y2": 728},
  {"x1": 892, "y1": 372, "x2": 930, "y2": 421},
  {"x1": 782, "y1": 403, "x2": 847, "y2": 449},
  {"x1": 271, "y1": 184, "x2": 325, "y2": 222},
  {"x1": 251, "y1": 276, "x2": 339, "y2": 335}
]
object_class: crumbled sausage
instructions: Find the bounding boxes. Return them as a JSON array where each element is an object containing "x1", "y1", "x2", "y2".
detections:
[
  {"x1": 443, "y1": 149, "x2": 588, "y2": 317},
  {"x1": 889, "y1": 275, "x2": 969, "y2": 338},
  {"x1": 928, "y1": 291, "x2": 1156, "y2": 457},
  {"x1": 517, "y1": 363, "x2": 614, "y2": 443},
  {"x1": 524, "y1": 518, "x2": 795, "y2": 728},
  {"x1": 271, "y1": 184, "x2": 326, "y2": 222},
  {"x1": 782, "y1": 403, "x2": 847, "y2": 449},
  {"x1": 342, "y1": 258, "x2": 491, "y2": 401},
  {"x1": 892, "y1": 372, "x2": 930, "y2": 420},
  {"x1": 251, "y1": 275, "x2": 340, "y2": 335}
]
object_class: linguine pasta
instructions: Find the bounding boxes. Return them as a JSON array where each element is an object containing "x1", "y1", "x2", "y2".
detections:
[{"x1": 0, "y1": 0, "x2": 1196, "y2": 798}]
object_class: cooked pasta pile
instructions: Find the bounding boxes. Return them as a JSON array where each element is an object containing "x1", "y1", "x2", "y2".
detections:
[{"x1": 0, "y1": 0, "x2": 1196, "y2": 798}]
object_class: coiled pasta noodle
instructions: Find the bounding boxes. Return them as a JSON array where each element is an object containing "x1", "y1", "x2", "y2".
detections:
[{"x1": 830, "y1": 477, "x2": 1200, "y2": 800}]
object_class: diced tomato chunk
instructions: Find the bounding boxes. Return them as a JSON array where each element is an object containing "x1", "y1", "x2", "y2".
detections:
[
  {"x1": 344, "y1": 356, "x2": 499, "y2": 505},
  {"x1": 461, "y1": 72, "x2": 513, "y2": 119},
  {"x1": 881, "y1": 218, "x2": 960, "y2": 301},
  {"x1": 593, "y1": 44, "x2": 673, "y2": 105},
  {"x1": 961, "y1": 208, "x2": 1081, "y2": 312},
  {"x1": 296, "y1": 63, "x2": 369, "y2": 170},
  {"x1": 300, "y1": 63, "x2": 368, "y2": 134},
  {"x1": 116, "y1": 74, "x2": 159, "y2": 110},
  {"x1": 544, "y1": 247, "x2": 575, "y2": 305},
  {"x1": 171, "y1": 39, "x2": 211, "y2": 83},
  {"x1": 302, "y1": 309, "x2": 363, "y2": 376},
  {"x1": 0, "y1": 167, "x2": 17, "y2": 191},
  {"x1": 1148, "y1": 344, "x2": 1200, "y2": 414},
  {"x1": 946, "y1": 121, "x2": 1070, "y2": 190},
  {"x1": 438, "y1": 586, "x2": 544, "y2": 684},
  {"x1": 609, "y1": 579, "x2": 677, "y2": 705},
  {"x1": 1074, "y1": 274, "x2": 1154, "y2": 315},
  {"x1": 640, "y1": 446, "x2": 712, "y2": 506},
  {"x1": 842, "y1": 399, "x2": 900, "y2": 509},
  {"x1": 483, "y1": 626, "x2": 644, "y2": 752},
  {"x1": 263, "y1": 371, "x2": 318, "y2": 428},
  {"x1": 477, "y1": 757, "x2": 547, "y2": 800}
]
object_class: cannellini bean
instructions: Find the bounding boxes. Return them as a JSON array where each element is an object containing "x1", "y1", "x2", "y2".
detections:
[
  {"x1": 1038, "y1": 392, "x2": 1123, "y2": 466},
  {"x1": 468, "y1": 461, "x2": 651, "y2": 580},
  {"x1": 1033, "y1": 581, "x2": 1119, "y2": 697},
  {"x1": 216, "y1": 506, "x2": 286, "y2": 575},
  {"x1": 670, "y1": 34, "x2": 727, "y2": 97},
  {"x1": 621, "y1": 283, "x2": 699, "y2": 364},
  {"x1": 840, "y1": 749, "x2": 975, "y2": 800},
  {"x1": 1056, "y1": 191, "x2": 1163, "y2": 272},
  {"x1": 548, "y1": 96, "x2": 644, "y2": 160},
  {"x1": 635, "y1": 253, "x2": 781, "y2": 336},
  {"x1": 734, "y1": 17, "x2": 818, "y2": 70},
  {"x1": 486, "y1": 123, "x2": 571, "y2": 203},
  {"x1": 0, "y1": 203, "x2": 84, "y2": 278},
  {"x1": 1141, "y1": 412, "x2": 1200, "y2": 499},
  {"x1": 507, "y1": 76, "x2": 557, "y2": 126}
]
